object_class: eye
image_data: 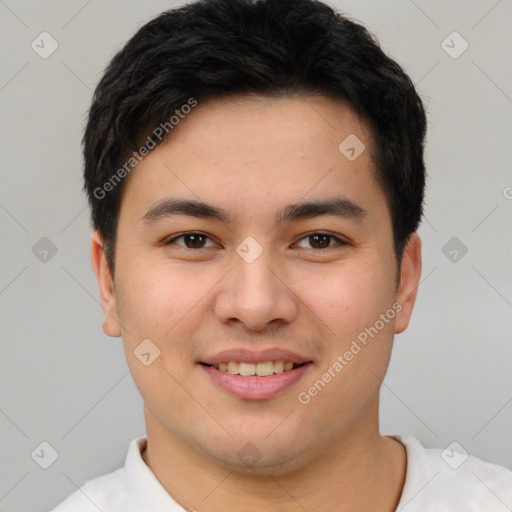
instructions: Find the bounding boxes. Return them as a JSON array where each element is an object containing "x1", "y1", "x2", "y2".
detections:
[
  {"x1": 163, "y1": 232, "x2": 216, "y2": 249},
  {"x1": 162, "y1": 231, "x2": 347, "y2": 251},
  {"x1": 294, "y1": 232, "x2": 347, "y2": 250}
]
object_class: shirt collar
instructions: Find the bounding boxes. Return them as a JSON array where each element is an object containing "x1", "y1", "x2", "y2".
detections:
[
  {"x1": 124, "y1": 434, "x2": 425, "y2": 511},
  {"x1": 389, "y1": 434, "x2": 431, "y2": 509},
  {"x1": 124, "y1": 436, "x2": 186, "y2": 511}
]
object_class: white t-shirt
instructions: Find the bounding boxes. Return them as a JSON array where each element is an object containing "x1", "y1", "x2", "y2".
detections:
[{"x1": 49, "y1": 434, "x2": 512, "y2": 511}]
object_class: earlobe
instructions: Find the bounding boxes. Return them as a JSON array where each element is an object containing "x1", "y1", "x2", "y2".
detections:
[
  {"x1": 90, "y1": 231, "x2": 122, "y2": 338},
  {"x1": 394, "y1": 233, "x2": 422, "y2": 334}
]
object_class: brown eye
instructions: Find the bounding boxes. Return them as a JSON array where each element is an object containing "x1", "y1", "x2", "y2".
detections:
[
  {"x1": 164, "y1": 232, "x2": 215, "y2": 249},
  {"x1": 295, "y1": 232, "x2": 346, "y2": 250}
]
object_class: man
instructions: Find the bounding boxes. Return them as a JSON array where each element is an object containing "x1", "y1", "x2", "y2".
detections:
[{"x1": 51, "y1": 0, "x2": 512, "y2": 510}]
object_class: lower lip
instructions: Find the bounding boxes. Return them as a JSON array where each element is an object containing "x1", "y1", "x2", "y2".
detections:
[{"x1": 200, "y1": 363, "x2": 313, "y2": 400}]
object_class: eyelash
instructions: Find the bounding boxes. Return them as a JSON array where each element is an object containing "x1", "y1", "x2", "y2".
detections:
[{"x1": 162, "y1": 231, "x2": 347, "y2": 251}]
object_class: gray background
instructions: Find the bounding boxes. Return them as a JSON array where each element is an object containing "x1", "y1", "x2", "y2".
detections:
[{"x1": 0, "y1": 0, "x2": 511, "y2": 510}]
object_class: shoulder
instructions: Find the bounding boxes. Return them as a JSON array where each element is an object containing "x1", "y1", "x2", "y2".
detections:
[
  {"x1": 48, "y1": 435, "x2": 185, "y2": 511},
  {"x1": 392, "y1": 434, "x2": 512, "y2": 511},
  {"x1": 48, "y1": 467, "x2": 128, "y2": 512},
  {"x1": 47, "y1": 436, "x2": 148, "y2": 512}
]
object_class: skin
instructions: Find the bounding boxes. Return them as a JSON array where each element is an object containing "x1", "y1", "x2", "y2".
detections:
[{"x1": 91, "y1": 94, "x2": 422, "y2": 511}]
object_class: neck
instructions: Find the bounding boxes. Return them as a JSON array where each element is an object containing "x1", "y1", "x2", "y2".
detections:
[{"x1": 141, "y1": 403, "x2": 406, "y2": 512}]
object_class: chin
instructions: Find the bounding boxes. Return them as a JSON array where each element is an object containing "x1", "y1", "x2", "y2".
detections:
[{"x1": 200, "y1": 439, "x2": 310, "y2": 477}]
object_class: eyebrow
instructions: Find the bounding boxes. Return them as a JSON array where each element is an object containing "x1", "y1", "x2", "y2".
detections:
[{"x1": 140, "y1": 196, "x2": 366, "y2": 226}]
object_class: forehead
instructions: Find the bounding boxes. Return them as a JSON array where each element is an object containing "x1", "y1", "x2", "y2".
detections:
[
  {"x1": 118, "y1": 94, "x2": 387, "y2": 224},
  {"x1": 170, "y1": 93, "x2": 372, "y2": 151}
]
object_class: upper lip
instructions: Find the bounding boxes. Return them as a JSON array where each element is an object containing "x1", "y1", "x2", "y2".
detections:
[{"x1": 200, "y1": 348, "x2": 312, "y2": 365}]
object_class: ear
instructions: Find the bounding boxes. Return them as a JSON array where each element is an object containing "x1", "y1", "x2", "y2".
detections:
[
  {"x1": 90, "y1": 231, "x2": 122, "y2": 337},
  {"x1": 395, "y1": 232, "x2": 422, "y2": 334}
]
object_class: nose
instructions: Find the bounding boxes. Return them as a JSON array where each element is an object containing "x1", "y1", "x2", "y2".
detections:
[{"x1": 214, "y1": 246, "x2": 298, "y2": 332}]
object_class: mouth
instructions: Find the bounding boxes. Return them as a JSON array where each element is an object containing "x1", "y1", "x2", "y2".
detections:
[
  {"x1": 198, "y1": 352, "x2": 314, "y2": 400},
  {"x1": 199, "y1": 360, "x2": 309, "y2": 376}
]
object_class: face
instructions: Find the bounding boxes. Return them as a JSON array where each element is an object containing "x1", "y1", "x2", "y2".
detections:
[{"x1": 92, "y1": 94, "x2": 421, "y2": 474}]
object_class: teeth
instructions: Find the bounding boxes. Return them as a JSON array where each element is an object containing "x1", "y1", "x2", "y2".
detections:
[
  {"x1": 211, "y1": 360, "x2": 300, "y2": 376},
  {"x1": 239, "y1": 362, "x2": 256, "y2": 376},
  {"x1": 227, "y1": 361, "x2": 239, "y2": 374},
  {"x1": 256, "y1": 361, "x2": 273, "y2": 376},
  {"x1": 273, "y1": 361, "x2": 284, "y2": 373}
]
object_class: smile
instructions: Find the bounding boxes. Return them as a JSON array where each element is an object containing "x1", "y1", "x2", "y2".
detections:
[
  {"x1": 202, "y1": 360, "x2": 306, "y2": 376},
  {"x1": 199, "y1": 361, "x2": 313, "y2": 400}
]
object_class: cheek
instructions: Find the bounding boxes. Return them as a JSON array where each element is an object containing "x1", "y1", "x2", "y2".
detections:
[
  {"x1": 295, "y1": 263, "x2": 397, "y2": 418},
  {"x1": 290, "y1": 258, "x2": 396, "y2": 339},
  {"x1": 116, "y1": 264, "x2": 204, "y2": 411},
  {"x1": 117, "y1": 260, "x2": 207, "y2": 341}
]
